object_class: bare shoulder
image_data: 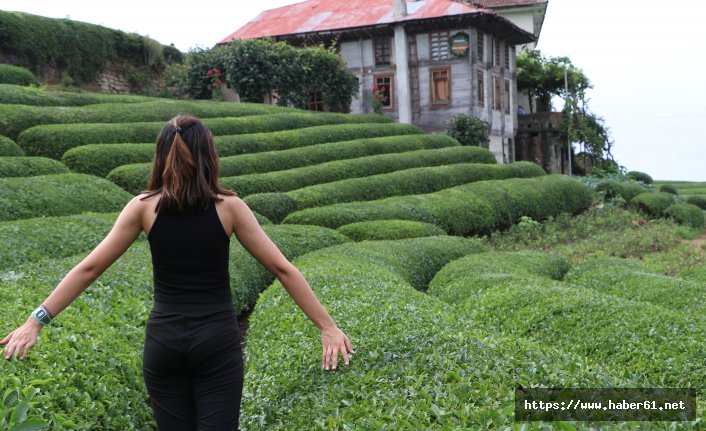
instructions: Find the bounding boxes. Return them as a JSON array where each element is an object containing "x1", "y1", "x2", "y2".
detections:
[{"x1": 217, "y1": 194, "x2": 250, "y2": 214}]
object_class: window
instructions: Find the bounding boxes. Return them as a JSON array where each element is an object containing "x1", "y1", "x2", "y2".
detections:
[
  {"x1": 493, "y1": 75, "x2": 501, "y2": 111},
  {"x1": 476, "y1": 29, "x2": 484, "y2": 62},
  {"x1": 504, "y1": 44, "x2": 510, "y2": 69},
  {"x1": 430, "y1": 31, "x2": 450, "y2": 61},
  {"x1": 374, "y1": 37, "x2": 392, "y2": 66},
  {"x1": 430, "y1": 68, "x2": 451, "y2": 105},
  {"x1": 374, "y1": 75, "x2": 393, "y2": 110},
  {"x1": 306, "y1": 91, "x2": 324, "y2": 111},
  {"x1": 477, "y1": 69, "x2": 485, "y2": 107},
  {"x1": 504, "y1": 79, "x2": 511, "y2": 114},
  {"x1": 494, "y1": 39, "x2": 501, "y2": 67}
]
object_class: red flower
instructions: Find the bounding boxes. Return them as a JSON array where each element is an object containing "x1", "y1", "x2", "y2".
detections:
[{"x1": 372, "y1": 85, "x2": 379, "y2": 93}]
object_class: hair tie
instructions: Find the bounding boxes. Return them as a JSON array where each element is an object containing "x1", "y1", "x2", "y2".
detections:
[{"x1": 175, "y1": 126, "x2": 184, "y2": 134}]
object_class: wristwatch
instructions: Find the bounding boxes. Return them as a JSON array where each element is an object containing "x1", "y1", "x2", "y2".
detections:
[{"x1": 31, "y1": 305, "x2": 52, "y2": 326}]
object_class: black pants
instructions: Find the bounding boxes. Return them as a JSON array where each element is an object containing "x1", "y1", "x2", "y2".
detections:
[{"x1": 142, "y1": 301, "x2": 244, "y2": 431}]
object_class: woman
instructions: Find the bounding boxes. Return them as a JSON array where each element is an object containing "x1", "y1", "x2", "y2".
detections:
[{"x1": 1, "y1": 114, "x2": 356, "y2": 430}]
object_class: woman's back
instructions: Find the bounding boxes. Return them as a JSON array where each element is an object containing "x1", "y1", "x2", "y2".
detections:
[{"x1": 147, "y1": 197, "x2": 232, "y2": 306}]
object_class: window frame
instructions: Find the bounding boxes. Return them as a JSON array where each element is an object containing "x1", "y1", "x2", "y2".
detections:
[
  {"x1": 429, "y1": 31, "x2": 451, "y2": 61},
  {"x1": 493, "y1": 74, "x2": 502, "y2": 111},
  {"x1": 306, "y1": 90, "x2": 325, "y2": 112},
  {"x1": 477, "y1": 69, "x2": 485, "y2": 107},
  {"x1": 430, "y1": 66, "x2": 452, "y2": 107},
  {"x1": 476, "y1": 29, "x2": 484, "y2": 62},
  {"x1": 493, "y1": 38, "x2": 501, "y2": 67},
  {"x1": 373, "y1": 36, "x2": 392, "y2": 67},
  {"x1": 373, "y1": 74, "x2": 395, "y2": 111},
  {"x1": 504, "y1": 78, "x2": 511, "y2": 114}
]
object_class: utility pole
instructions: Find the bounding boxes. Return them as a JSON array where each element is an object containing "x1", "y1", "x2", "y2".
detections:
[{"x1": 563, "y1": 63, "x2": 572, "y2": 176}]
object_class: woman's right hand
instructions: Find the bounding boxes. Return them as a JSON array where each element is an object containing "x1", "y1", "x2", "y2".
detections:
[
  {"x1": 1, "y1": 317, "x2": 43, "y2": 361},
  {"x1": 320, "y1": 325, "x2": 355, "y2": 371}
]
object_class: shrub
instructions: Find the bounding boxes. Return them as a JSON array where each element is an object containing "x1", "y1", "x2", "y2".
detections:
[
  {"x1": 0, "y1": 173, "x2": 132, "y2": 221},
  {"x1": 428, "y1": 253, "x2": 706, "y2": 392},
  {"x1": 686, "y1": 195, "x2": 706, "y2": 210},
  {"x1": 0, "y1": 134, "x2": 23, "y2": 156},
  {"x1": 626, "y1": 170, "x2": 653, "y2": 184},
  {"x1": 0, "y1": 83, "x2": 154, "y2": 106},
  {"x1": 241, "y1": 237, "x2": 624, "y2": 429},
  {"x1": 18, "y1": 112, "x2": 391, "y2": 159},
  {"x1": 227, "y1": 146, "x2": 512, "y2": 198},
  {"x1": 0, "y1": 100, "x2": 290, "y2": 139},
  {"x1": 283, "y1": 175, "x2": 593, "y2": 236},
  {"x1": 595, "y1": 180, "x2": 645, "y2": 202},
  {"x1": 246, "y1": 161, "x2": 545, "y2": 222},
  {"x1": 336, "y1": 220, "x2": 447, "y2": 241},
  {"x1": 664, "y1": 202, "x2": 705, "y2": 230},
  {"x1": 565, "y1": 256, "x2": 705, "y2": 313},
  {"x1": 659, "y1": 184, "x2": 679, "y2": 195},
  {"x1": 62, "y1": 144, "x2": 156, "y2": 177},
  {"x1": 444, "y1": 114, "x2": 489, "y2": 147},
  {"x1": 0, "y1": 64, "x2": 37, "y2": 86},
  {"x1": 114, "y1": 140, "x2": 485, "y2": 196},
  {"x1": 62, "y1": 123, "x2": 423, "y2": 176},
  {"x1": 0, "y1": 156, "x2": 70, "y2": 177},
  {"x1": 629, "y1": 192, "x2": 676, "y2": 217}
]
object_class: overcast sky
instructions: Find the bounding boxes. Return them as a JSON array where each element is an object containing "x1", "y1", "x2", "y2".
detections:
[{"x1": 1, "y1": 0, "x2": 704, "y2": 181}]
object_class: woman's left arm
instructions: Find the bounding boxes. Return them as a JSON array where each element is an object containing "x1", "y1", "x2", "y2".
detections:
[{"x1": 1, "y1": 196, "x2": 144, "y2": 361}]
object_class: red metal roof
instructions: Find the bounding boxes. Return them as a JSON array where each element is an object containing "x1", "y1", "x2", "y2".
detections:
[
  {"x1": 220, "y1": 0, "x2": 497, "y2": 43},
  {"x1": 474, "y1": 0, "x2": 547, "y2": 9}
]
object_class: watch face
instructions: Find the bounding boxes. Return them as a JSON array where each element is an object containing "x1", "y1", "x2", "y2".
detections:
[{"x1": 36, "y1": 309, "x2": 47, "y2": 319}]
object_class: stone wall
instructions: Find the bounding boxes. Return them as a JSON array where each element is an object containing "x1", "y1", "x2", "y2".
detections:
[{"x1": 515, "y1": 112, "x2": 568, "y2": 174}]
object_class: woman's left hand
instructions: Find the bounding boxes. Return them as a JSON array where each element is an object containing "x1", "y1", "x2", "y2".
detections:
[
  {"x1": 320, "y1": 325, "x2": 356, "y2": 371},
  {"x1": 1, "y1": 317, "x2": 43, "y2": 361}
]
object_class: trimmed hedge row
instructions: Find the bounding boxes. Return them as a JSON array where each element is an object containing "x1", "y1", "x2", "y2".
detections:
[
  {"x1": 0, "y1": 207, "x2": 272, "y2": 271},
  {"x1": 0, "y1": 156, "x2": 69, "y2": 177},
  {"x1": 62, "y1": 123, "x2": 424, "y2": 176},
  {"x1": 18, "y1": 112, "x2": 391, "y2": 159},
  {"x1": 595, "y1": 179, "x2": 646, "y2": 201},
  {"x1": 0, "y1": 83, "x2": 154, "y2": 106},
  {"x1": 565, "y1": 256, "x2": 706, "y2": 314},
  {"x1": 630, "y1": 192, "x2": 677, "y2": 216},
  {"x1": 686, "y1": 195, "x2": 706, "y2": 210},
  {"x1": 336, "y1": 220, "x2": 447, "y2": 241},
  {"x1": 0, "y1": 212, "x2": 127, "y2": 270},
  {"x1": 283, "y1": 175, "x2": 594, "y2": 235},
  {"x1": 0, "y1": 173, "x2": 132, "y2": 221},
  {"x1": 245, "y1": 161, "x2": 545, "y2": 223},
  {"x1": 241, "y1": 237, "x2": 625, "y2": 429},
  {"x1": 664, "y1": 202, "x2": 705, "y2": 230},
  {"x1": 0, "y1": 64, "x2": 36, "y2": 86},
  {"x1": 0, "y1": 135, "x2": 24, "y2": 156},
  {"x1": 0, "y1": 223, "x2": 350, "y2": 428},
  {"x1": 626, "y1": 170, "x2": 653, "y2": 184},
  {"x1": 227, "y1": 145, "x2": 509, "y2": 197},
  {"x1": 106, "y1": 134, "x2": 464, "y2": 194},
  {"x1": 0, "y1": 100, "x2": 292, "y2": 140},
  {"x1": 428, "y1": 252, "x2": 706, "y2": 393}
]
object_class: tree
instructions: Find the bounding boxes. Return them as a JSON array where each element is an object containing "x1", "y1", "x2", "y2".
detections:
[
  {"x1": 517, "y1": 49, "x2": 614, "y2": 168},
  {"x1": 180, "y1": 39, "x2": 359, "y2": 112}
]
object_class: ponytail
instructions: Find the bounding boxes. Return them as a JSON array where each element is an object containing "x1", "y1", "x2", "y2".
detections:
[{"x1": 142, "y1": 115, "x2": 236, "y2": 213}]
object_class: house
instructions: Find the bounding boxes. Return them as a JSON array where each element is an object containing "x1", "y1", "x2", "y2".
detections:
[{"x1": 220, "y1": 0, "x2": 544, "y2": 163}]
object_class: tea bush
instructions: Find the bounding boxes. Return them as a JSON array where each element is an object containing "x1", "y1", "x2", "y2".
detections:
[
  {"x1": 0, "y1": 173, "x2": 132, "y2": 221},
  {"x1": 336, "y1": 220, "x2": 447, "y2": 241},
  {"x1": 62, "y1": 123, "x2": 424, "y2": 176},
  {"x1": 0, "y1": 156, "x2": 69, "y2": 177},
  {"x1": 283, "y1": 175, "x2": 593, "y2": 235},
  {"x1": 245, "y1": 161, "x2": 545, "y2": 222},
  {"x1": 18, "y1": 113, "x2": 391, "y2": 159}
]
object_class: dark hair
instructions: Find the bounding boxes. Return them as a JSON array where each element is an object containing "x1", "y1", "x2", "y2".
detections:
[{"x1": 140, "y1": 114, "x2": 236, "y2": 213}]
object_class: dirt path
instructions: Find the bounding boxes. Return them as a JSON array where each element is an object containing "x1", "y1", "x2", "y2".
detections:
[{"x1": 681, "y1": 232, "x2": 706, "y2": 248}]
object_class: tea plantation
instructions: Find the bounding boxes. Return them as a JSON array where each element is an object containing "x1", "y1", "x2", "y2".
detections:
[{"x1": 0, "y1": 84, "x2": 703, "y2": 430}]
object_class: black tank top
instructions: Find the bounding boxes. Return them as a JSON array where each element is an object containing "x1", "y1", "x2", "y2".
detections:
[{"x1": 147, "y1": 199, "x2": 232, "y2": 306}]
